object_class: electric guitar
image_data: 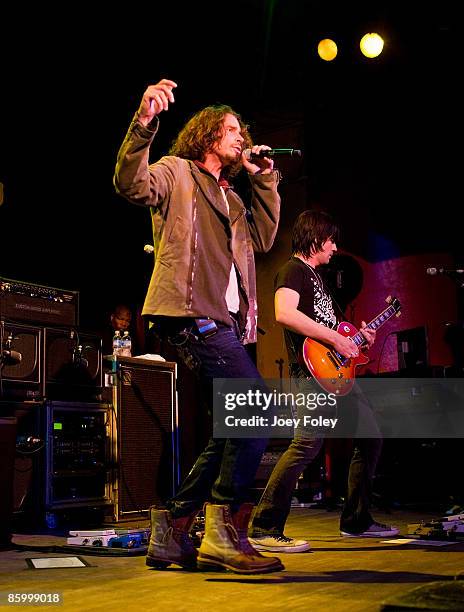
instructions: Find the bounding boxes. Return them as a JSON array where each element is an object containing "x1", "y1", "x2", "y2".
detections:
[{"x1": 300, "y1": 296, "x2": 402, "y2": 396}]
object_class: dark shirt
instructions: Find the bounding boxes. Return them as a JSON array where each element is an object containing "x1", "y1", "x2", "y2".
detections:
[{"x1": 274, "y1": 256, "x2": 337, "y2": 365}]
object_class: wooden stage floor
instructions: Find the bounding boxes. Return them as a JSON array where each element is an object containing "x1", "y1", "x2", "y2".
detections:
[{"x1": 2, "y1": 508, "x2": 464, "y2": 611}]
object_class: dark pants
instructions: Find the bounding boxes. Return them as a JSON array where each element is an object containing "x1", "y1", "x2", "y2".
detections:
[
  {"x1": 156, "y1": 318, "x2": 268, "y2": 518},
  {"x1": 251, "y1": 370, "x2": 382, "y2": 536},
  {"x1": 338, "y1": 382, "x2": 383, "y2": 532}
]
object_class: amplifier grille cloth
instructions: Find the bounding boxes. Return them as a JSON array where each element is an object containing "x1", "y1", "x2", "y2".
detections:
[{"x1": 118, "y1": 365, "x2": 175, "y2": 514}]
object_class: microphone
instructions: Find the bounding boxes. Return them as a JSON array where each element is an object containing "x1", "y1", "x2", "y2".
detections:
[
  {"x1": 243, "y1": 148, "x2": 302, "y2": 160},
  {"x1": 72, "y1": 345, "x2": 89, "y2": 368},
  {"x1": 144, "y1": 244, "x2": 154, "y2": 254},
  {"x1": 1, "y1": 349, "x2": 22, "y2": 365},
  {"x1": 426, "y1": 267, "x2": 464, "y2": 276}
]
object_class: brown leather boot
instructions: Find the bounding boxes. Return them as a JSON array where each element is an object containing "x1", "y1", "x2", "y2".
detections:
[
  {"x1": 232, "y1": 503, "x2": 270, "y2": 556},
  {"x1": 146, "y1": 507, "x2": 198, "y2": 570},
  {"x1": 197, "y1": 503, "x2": 284, "y2": 574}
]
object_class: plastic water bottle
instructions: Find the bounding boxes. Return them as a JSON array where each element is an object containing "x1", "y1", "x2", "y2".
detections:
[
  {"x1": 121, "y1": 331, "x2": 132, "y2": 357},
  {"x1": 112, "y1": 330, "x2": 122, "y2": 356},
  {"x1": 45, "y1": 511, "x2": 57, "y2": 530}
]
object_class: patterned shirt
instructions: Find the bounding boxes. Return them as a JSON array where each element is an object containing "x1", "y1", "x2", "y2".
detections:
[{"x1": 274, "y1": 256, "x2": 337, "y2": 364}]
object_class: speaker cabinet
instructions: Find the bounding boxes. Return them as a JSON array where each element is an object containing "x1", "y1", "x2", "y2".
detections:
[
  {"x1": 12, "y1": 402, "x2": 44, "y2": 517},
  {"x1": 44, "y1": 328, "x2": 102, "y2": 401},
  {"x1": 110, "y1": 356, "x2": 178, "y2": 519},
  {"x1": 0, "y1": 323, "x2": 42, "y2": 400},
  {"x1": 0, "y1": 416, "x2": 17, "y2": 545}
]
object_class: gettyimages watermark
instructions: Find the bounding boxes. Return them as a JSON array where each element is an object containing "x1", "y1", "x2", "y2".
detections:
[
  {"x1": 212, "y1": 378, "x2": 464, "y2": 438},
  {"x1": 221, "y1": 386, "x2": 338, "y2": 428},
  {"x1": 214, "y1": 378, "x2": 341, "y2": 438}
]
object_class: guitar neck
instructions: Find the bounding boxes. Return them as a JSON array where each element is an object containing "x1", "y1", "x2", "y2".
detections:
[{"x1": 351, "y1": 304, "x2": 398, "y2": 347}]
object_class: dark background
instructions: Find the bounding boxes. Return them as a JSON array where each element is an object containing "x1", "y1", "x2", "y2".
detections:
[{"x1": 1, "y1": 0, "x2": 460, "y2": 333}]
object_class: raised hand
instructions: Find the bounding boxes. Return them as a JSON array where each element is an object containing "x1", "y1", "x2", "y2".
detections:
[{"x1": 137, "y1": 79, "x2": 178, "y2": 127}]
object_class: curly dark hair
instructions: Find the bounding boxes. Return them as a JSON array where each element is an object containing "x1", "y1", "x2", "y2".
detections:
[
  {"x1": 292, "y1": 210, "x2": 340, "y2": 257},
  {"x1": 169, "y1": 104, "x2": 253, "y2": 177}
]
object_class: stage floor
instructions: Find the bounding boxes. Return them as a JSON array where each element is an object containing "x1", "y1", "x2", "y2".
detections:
[{"x1": 2, "y1": 508, "x2": 464, "y2": 611}]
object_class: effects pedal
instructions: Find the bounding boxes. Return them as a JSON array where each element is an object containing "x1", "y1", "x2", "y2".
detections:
[{"x1": 67, "y1": 528, "x2": 149, "y2": 548}]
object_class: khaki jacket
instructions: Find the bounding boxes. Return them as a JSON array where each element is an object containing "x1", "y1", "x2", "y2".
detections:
[{"x1": 114, "y1": 116, "x2": 280, "y2": 343}]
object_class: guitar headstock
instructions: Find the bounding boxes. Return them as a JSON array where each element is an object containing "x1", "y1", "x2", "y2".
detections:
[{"x1": 386, "y1": 295, "x2": 402, "y2": 317}]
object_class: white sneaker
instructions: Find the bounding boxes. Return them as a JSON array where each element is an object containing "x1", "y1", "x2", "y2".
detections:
[
  {"x1": 340, "y1": 521, "x2": 400, "y2": 538},
  {"x1": 249, "y1": 534, "x2": 311, "y2": 553}
]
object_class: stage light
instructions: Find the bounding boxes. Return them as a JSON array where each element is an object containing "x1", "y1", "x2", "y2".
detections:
[
  {"x1": 360, "y1": 33, "x2": 384, "y2": 58},
  {"x1": 318, "y1": 38, "x2": 338, "y2": 61}
]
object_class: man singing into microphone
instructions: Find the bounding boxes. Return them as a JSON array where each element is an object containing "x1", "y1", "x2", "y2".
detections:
[{"x1": 114, "y1": 79, "x2": 283, "y2": 573}]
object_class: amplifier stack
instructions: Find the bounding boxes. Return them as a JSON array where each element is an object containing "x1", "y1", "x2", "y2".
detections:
[
  {"x1": 1, "y1": 276, "x2": 179, "y2": 528},
  {"x1": 1, "y1": 277, "x2": 102, "y2": 402},
  {"x1": 1, "y1": 276, "x2": 105, "y2": 527}
]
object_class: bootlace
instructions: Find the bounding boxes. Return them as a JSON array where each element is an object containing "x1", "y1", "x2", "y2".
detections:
[
  {"x1": 161, "y1": 525, "x2": 194, "y2": 550},
  {"x1": 161, "y1": 526, "x2": 174, "y2": 544},
  {"x1": 275, "y1": 535, "x2": 293, "y2": 543},
  {"x1": 223, "y1": 507, "x2": 240, "y2": 546},
  {"x1": 225, "y1": 521, "x2": 240, "y2": 546}
]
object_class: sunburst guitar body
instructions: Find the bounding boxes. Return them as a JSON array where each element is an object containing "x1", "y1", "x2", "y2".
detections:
[{"x1": 300, "y1": 296, "x2": 401, "y2": 396}]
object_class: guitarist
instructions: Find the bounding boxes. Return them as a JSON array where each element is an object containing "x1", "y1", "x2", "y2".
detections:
[{"x1": 249, "y1": 210, "x2": 399, "y2": 552}]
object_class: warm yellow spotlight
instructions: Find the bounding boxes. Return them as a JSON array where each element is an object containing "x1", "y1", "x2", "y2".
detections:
[
  {"x1": 318, "y1": 39, "x2": 338, "y2": 61},
  {"x1": 360, "y1": 33, "x2": 384, "y2": 58}
]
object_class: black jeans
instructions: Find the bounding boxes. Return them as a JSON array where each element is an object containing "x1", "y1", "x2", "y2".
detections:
[
  {"x1": 157, "y1": 317, "x2": 268, "y2": 518},
  {"x1": 338, "y1": 384, "x2": 383, "y2": 534},
  {"x1": 251, "y1": 369, "x2": 382, "y2": 536}
]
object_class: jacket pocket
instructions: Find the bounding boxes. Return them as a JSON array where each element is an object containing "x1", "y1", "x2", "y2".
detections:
[{"x1": 167, "y1": 216, "x2": 189, "y2": 243}]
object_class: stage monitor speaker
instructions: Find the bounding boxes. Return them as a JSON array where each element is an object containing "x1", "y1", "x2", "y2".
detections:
[
  {"x1": 0, "y1": 323, "x2": 42, "y2": 401},
  {"x1": 110, "y1": 356, "x2": 178, "y2": 519},
  {"x1": 44, "y1": 328, "x2": 102, "y2": 401},
  {"x1": 397, "y1": 326, "x2": 428, "y2": 373}
]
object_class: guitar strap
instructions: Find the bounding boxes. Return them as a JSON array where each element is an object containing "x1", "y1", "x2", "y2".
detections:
[{"x1": 328, "y1": 290, "x2": 346, "y2": 325}]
